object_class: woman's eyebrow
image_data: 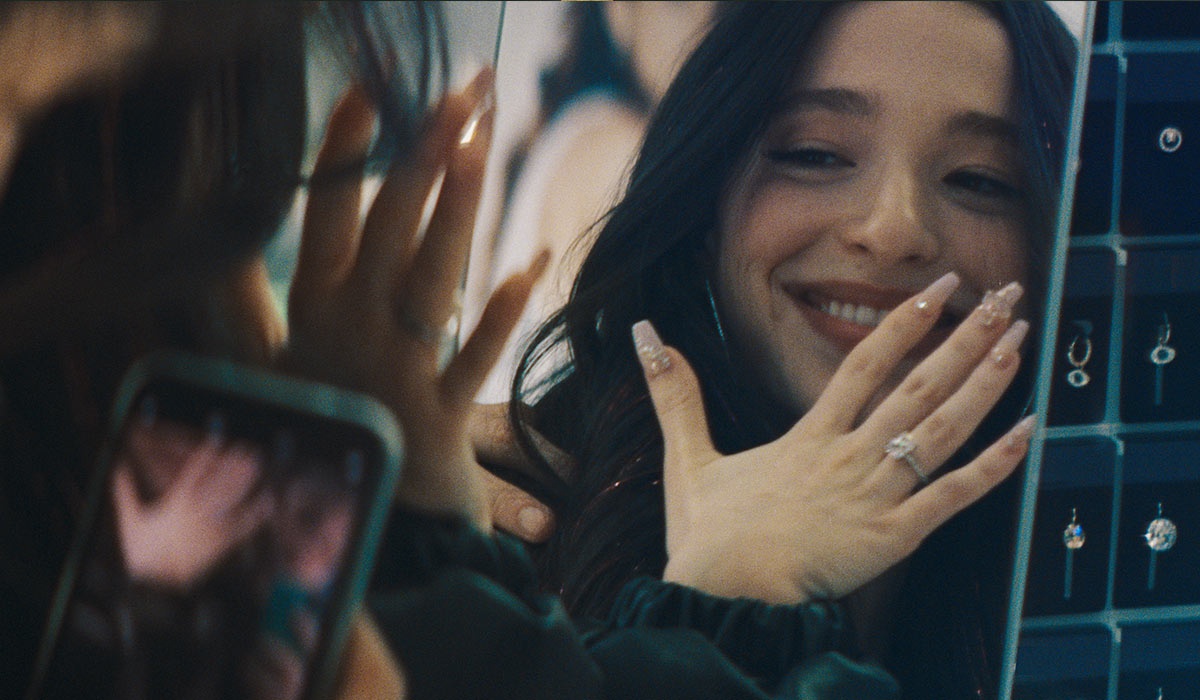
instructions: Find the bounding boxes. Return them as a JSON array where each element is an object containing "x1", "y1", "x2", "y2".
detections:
[
  {"x1": 944, "y1": 111, "x2": 1019, "y2": 147},
  {"x1": 781, "y1": 88, "x2": 877, "y2": 116}
]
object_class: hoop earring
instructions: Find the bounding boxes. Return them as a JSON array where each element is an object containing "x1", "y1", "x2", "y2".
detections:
[
  {"x1": 705, "y1": 277, "x2": 732, "y2": 364},
  {"x1": 1150, "y1": 313, "x2": 1176, "y2": 406},
  {"x1": 1066, "y1": 333, "x2": 1093, "y2": 388}
]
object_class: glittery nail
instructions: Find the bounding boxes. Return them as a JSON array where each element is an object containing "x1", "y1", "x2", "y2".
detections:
[
  {"x1": 978, "y1": 281, "x2": 1024, "y2": 328},
  {"x1": 632, "y1": 320, "x2": 671, "y2": 376}
]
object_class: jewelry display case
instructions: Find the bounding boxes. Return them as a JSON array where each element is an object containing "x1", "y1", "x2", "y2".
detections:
[{"x1": 1005, "y1": 4, "x2": 1200, "y2": 698}]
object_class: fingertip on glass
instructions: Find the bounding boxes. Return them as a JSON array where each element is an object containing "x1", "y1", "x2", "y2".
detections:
[{"x1": 1005, "y1": 415, "x2": 1037, "y2": 449}]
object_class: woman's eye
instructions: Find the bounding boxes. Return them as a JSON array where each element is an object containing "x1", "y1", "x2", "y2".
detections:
[
  {"x1": 944, "y1": 170, "x2": 1023, "y2": 201},
  {"x1": 766, "y1": 148, "x2": 853, "y2": 169}
]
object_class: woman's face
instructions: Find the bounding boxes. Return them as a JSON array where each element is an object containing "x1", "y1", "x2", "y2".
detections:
[{"x1": 716, "y1": 1, "x2": 1030, "y2": 418}]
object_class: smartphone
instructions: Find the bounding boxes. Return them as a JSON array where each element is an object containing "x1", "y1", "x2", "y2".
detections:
[{"x1": 26, "y1": 353, "x2": 402, "y2": 700}]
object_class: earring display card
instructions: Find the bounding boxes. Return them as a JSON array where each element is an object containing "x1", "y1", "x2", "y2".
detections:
[
  {"x1": 1120, "y1": 54, "x2": 1200, "y2": 237},
  {"x1": 1025, "y1": 440, "x2": 1114, "y2": 616},
  {"x1": 1070, "y1": 56, "x2": 1117, "y2": 237},
  {"x1": 1012, "y1": 626, "x2": 1110, "y2": 700},
  {"x1": 1113, "y1": 437, "x2": 1200, "y2": 609},
  {"x1": 1120, "y1": 249, "x2": 1200, "y2": 422},
  {"x1": 1116, "y1": 622, "x2": 1200, "y2": 698},
  {"x1": 1047, "y1": 250, "x2": 1114, "y2": 426}
]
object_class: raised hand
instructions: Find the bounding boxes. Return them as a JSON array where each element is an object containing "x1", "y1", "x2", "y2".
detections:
[
  {"x1": 111, "y1": 439, "x2": 274, "y2": 588},
  {"x1": 634, "y1": 272, "x2": 1035, "y2": 604},
  {"x1": 284, "y1": 71, "x2": 547, "y2": 528}
]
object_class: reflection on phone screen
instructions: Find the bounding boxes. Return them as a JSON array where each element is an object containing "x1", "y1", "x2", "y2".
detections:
[{"x1": 38, "y1": 381, "x2": 384, "y2": 700}]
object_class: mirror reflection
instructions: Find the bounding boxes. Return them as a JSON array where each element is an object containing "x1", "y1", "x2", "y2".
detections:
[
  {"x1": 467, "y1": 3, "x2": 1090, "y2": 698},
  {"x1": 0, "y1": 2, "x2": 1092, "y2": 699}
]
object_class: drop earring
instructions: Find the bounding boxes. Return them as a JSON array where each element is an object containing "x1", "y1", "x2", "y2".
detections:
[
  {"x1": 1066, "y1": 321, "x2": 1093, "y2": 388},
  {"x1": 1062, "y1": 508, "x2": 1085, "y2": 599},
  {"x1": 1144, "y1": 502, "x2": 1177, "y2": 591},
  {"x1": 1149, "y1": 313, "x2": 1176, "y2": 406}
]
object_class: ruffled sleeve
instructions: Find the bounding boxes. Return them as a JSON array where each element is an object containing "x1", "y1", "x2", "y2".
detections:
[{"x1": 368, "y1": 511, "x2": 899, "y2": 700}]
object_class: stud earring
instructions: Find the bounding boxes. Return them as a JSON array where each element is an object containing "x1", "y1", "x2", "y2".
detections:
[
  {"x1": 1062, "y1": 508, "x2": 1085, "y2": 599},
  {"x1": 1149, "y1": 313, "x2": 1176, "y2": 406},
  {"x1": 1144, "y1": 502, "x2": 1177, "y2": 591}
]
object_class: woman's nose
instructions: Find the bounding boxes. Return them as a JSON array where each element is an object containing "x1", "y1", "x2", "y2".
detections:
[{"x1": 837, "y1": 171, "x2": 939, "y2": 265}]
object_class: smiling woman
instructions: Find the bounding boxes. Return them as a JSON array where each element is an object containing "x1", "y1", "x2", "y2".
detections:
[
  {"x1": 509, "y1": 2, "x2": 1077, "y2": 698},
  {"x1": 717, "y1": 1, "x2": 1031, "y2": 417}
]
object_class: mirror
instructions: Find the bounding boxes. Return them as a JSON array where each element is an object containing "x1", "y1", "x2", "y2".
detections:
[{"x1": 465, "y1": 3, "x2": 1095, "y2": 699}]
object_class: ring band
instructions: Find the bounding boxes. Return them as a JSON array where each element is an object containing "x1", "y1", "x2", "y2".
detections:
[
  {"x1": 885, "y1": 431, "x2": 929, "y2": 485},
  {"x1": 399, "y1": 309, "x2": 451, "y2": 351}
]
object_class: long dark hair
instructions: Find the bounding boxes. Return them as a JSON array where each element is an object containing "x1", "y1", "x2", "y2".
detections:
[
  {"x1": 513, "y1": 2, "x2": 1075, "y2": 697},
  {"x1": 0, "y1": 6, "x2": 306, "y2": 695}
]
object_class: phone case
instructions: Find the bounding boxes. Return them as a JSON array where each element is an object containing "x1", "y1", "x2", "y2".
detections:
[{"x1": 27, "y1": 352, "x2": 403, "y2": 700}]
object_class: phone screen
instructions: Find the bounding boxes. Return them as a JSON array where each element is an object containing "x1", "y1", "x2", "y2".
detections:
[{"x1": 32, "y1": 372, "x2": 396, "y2": 700}]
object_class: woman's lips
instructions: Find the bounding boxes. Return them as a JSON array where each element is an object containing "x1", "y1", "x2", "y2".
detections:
[{"x1": 784, "y1": 281, "x2": 960, "y2": 355}]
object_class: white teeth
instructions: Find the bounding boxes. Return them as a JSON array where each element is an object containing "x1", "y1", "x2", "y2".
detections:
[{"x1": 818, "y1": 299, "x2": 888, "y2": 327}]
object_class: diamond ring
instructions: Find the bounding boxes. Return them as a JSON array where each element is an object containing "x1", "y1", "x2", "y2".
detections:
[{"x1": 885, "y1": 431, "x2": 929, "y2": 485}]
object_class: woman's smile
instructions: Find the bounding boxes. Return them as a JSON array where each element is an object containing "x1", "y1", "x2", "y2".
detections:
[
  {"x1": 715, "y1": 1, "x2": 1030, "y2": 416},
  {"x1": 783, "y1": 278, "x2": 970, "y2": 354}
]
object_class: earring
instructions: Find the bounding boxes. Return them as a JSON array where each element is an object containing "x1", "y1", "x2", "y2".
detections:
[
  {"x1": 1149, "y1": 313, "x2": 1176, "y2": 406},
  {"x1": 1062, "y1": 508, "x2": 1085, "y2": 599},
  {"x1": 704, "y1": 277, "x2": 732, "y2": 364},
  {"x1": 1145, "y1": 502, "x2": 1177, "y2": 591},
  {"x1": 1066, "y1": 332, "x2": 1093, "y2": 388}
]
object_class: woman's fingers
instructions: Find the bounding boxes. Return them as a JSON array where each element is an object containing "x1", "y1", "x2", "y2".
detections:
[
  {"x1": 354, "y1": 91, "x2": 467, "y2": 295},
  {"x1": 399, "y1": 106, "x2": 494, "y2": 337},
  {"x1": 860, "y1": 281, "x2": 1024, "y2": 447},
  {"x1": 441, "y1": 250, "x2": 548, "y2": 410},
  {"x1": 294, "y1": 88, "x2": 375, "y2": 300},
  {"x1": 469, "y1": 402, "x2": 576, "y2": 479},
  {"x1": 872, "y1": 320, "x2": 1029, "y2": 493},
  {"x1": 479, "y1": 467, "x2": 555, "y2": 543},
  {"x1": 632, "y1": 321, "x2": 720, "y2": 474},
  {"x1": 803, "y1": 272, "x2": 961, "y2": 433},
  {"x1": 897, "y1": 415, "x2": 1036, "y2": 535}
]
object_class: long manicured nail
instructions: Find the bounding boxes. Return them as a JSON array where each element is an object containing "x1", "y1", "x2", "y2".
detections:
[
  {"x1": 989, "y1": 319, "x2": 1030, "y2": 368},
  {"x1": 914, "y1": 272, "x2": 961, "y2": 315},
  {"x1": 632, "y1": 320, "x2": 671, "y2": 376},
  {"x1": 459, "y1": 67, "x2": 496, "y2": 147},
  {"x1": 978, "y1": 281, "x2": 1024, "y2": 328},
  {"x1": 1006, "y1": 415, "x2": 1037, "y2": 451}
]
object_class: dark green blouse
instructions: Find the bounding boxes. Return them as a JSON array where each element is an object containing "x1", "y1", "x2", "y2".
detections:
[{"x1": 368, "y1": 511, "x2": 900, "y2": 700}]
